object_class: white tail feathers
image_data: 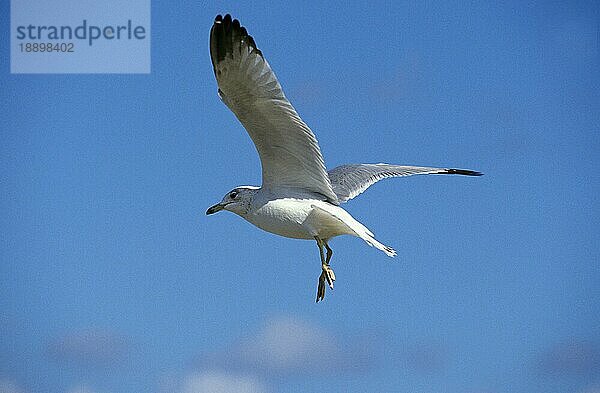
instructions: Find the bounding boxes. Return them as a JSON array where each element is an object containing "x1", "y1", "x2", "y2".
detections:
[
  {"x1": 364, "y1": 235, "x2": 397, "y2": 257},
  {"x1": 308, "y1": 203, "x2": 397, "y2": 257}
]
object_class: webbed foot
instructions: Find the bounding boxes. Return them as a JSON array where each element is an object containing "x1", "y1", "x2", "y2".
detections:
[{"x1": 316, "y1": 263, "x2": 335, "y2": 302}]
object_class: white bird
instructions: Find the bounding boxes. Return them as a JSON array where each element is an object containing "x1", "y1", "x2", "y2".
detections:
[{"x1": 206, "y1": 14, "x2": 482, "y2": 302}]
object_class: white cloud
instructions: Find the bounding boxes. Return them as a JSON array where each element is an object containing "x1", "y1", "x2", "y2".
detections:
[
  {"x1": 579, "y1": 386, "x2": 600, "y2": 393},
  {"x1": 181, "y1": 371, "x2": 267, "y2": 393},
  {"x1": 237, "y1": 315, "x2": 339, "y2": 372},
  {"x1": 65, "y1": 385, "x2": 99, "y2": 393},
  {"x1": 0, "y1": 379, "x2": 25, "y2": 393},
  {"x1": 47, "y1": 328, "x2": 129, "y2": 366},
  {"x1": 538, "y1": 340, "x2": 600, "y2": 374},
  {"x1": 195, "y1": 315, "x2": 377, "y2": 377},
  {"x1": 399, "y1": 342, "x2": 447, "y2": 373}
]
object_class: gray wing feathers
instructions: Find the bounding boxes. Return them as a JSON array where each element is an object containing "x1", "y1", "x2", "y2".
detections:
[
  {"x1": 328, "y1": 163, "x2": 482, "y2": 203},
  {"x1": 210, "y1": 15, "x2": 338, "y2": 203}
]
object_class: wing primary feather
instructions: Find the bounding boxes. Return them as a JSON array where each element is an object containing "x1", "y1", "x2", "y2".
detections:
[
  {"x1": 328, "y1": 164, "x2": 483, "y2": 203},
  {"x1": 209, "y1": 14, "x2": 339, "y2": 203},
  {"x1": 443, "y1": 169, "x2": 483, "y2": 176}
]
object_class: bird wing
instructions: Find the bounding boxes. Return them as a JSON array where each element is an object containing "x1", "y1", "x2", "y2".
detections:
[
  {"x1": 328, "y1": 163, "x2": 482, "y2": 203},
  {"x1": 209, "y1": 14, "x2": 338, "y2": 203}
]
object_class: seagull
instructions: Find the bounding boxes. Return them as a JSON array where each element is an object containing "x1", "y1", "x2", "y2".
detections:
[{"x1": 206, "y1": 14, "x2": 482, "y2": 302}]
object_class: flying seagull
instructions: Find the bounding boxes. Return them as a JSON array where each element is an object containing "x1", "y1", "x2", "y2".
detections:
[{"x1": 206, "y1": 14, "x2": 482, "y2": 302}]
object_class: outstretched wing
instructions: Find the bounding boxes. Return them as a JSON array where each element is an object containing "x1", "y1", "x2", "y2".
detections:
[
  {"x1": 328, "y1": 163, "x2": 482, "y2": 203},
  {"x1": 210, "y1": 14, "x2": 338, "y2": 203}
]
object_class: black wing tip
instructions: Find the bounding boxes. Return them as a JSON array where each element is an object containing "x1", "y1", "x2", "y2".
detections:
[
  {"x1": 446, "y1": 169, "x2": 483, "y2": 176},
  {"x1": 211, "y1": 14, "x2": 262, "y2": 66},
  {"x1": 214, "y1": 13, "x2": 232, "y2": 26}
]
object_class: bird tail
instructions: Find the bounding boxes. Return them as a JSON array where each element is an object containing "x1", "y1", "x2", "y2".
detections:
[
  {"x1": 363, "y1": 235, "x2": 397, "y2": 257},
  {"x1": 310, "y1": 204, "x2": 396, "y2": 257}
]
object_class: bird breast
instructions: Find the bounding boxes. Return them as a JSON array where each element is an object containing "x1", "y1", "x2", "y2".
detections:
[{"x1": 244, "y1": 198, "x2": 317, "y2": 240}]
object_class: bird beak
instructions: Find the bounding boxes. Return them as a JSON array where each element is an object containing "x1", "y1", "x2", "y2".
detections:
[{"x1": 206, "y1": 203, "x2": 225, "y2": 215}]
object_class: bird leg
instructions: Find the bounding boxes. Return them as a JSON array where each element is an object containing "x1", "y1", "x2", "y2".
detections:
[
  {"x1": 324, "y1": 241, "x2": 333, "y2": 264},
  {"x1": 322, "y1": 240, "x2": 335, "y2": 288},
  {"x1": 315, "y1": 237, "x2": 335, "y2": 302}
]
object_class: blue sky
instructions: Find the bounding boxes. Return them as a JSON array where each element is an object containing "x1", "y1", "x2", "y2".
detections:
[{"x1": 1, "y1": 1, "x2": 599, "y2": 393}]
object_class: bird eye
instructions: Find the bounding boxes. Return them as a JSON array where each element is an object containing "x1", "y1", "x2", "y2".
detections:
[{"x1": 229, "y1": 191, "x2": 238, "y2": 199}]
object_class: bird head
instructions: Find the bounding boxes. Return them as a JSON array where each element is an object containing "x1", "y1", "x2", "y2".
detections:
[{"x1": 206, "y1": 186, "x2": 259, "y2": 216}]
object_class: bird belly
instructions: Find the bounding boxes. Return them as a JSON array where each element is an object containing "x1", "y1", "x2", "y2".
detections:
[
  {"x1": 244, "y1": 198, "x2": 354, "y2": 240},
  {"x1": 245, "y1": 198, "x2": 315, "y2": 239}
]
